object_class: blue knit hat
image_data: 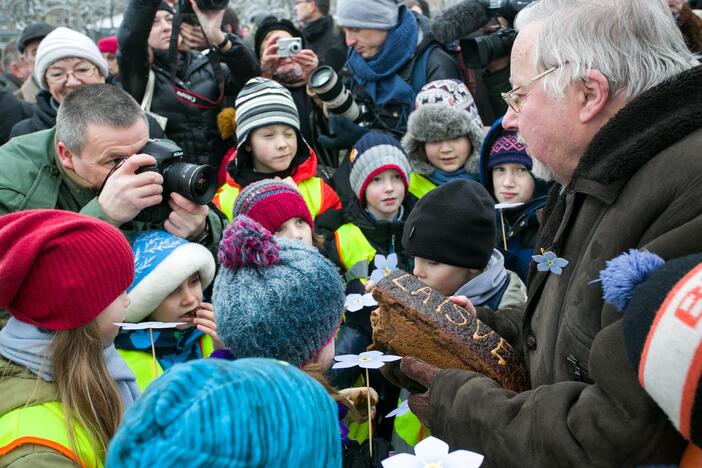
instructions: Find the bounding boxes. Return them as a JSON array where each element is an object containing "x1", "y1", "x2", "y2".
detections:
[
  {"x1": 106, "y1": 358, "x2": 342, "y2": 467},
  {"x1": 213, "y1": 216, "x2": 345, "y2": 366},
  {"x1": 486, "y1": 131, "x2": 532, "y2": 171},
  {"x1": 125, "y1": 230, "x2": 216, "y2": 322},
  {"x1": 348, "y1": 131, "x2": 411, "y2": 203}
]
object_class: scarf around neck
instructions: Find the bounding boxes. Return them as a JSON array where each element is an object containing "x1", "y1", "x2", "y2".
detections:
[
  {"x1": 427, "y1": 167, "x2": 478, "y2": 186},
  {"x1": 347, "y1": 6, "x2": 418, "y2": 110},
  {"x1": 114, "y1": 326, "x2": 205, "y2": 371},
  {"x1": 0, "y1": 318, "x2": 140, "y2": 408}
]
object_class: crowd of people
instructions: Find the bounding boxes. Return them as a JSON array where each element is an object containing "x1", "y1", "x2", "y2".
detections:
[{"x1": 0, "y1": 0, "x2": 702, "y2": 466}]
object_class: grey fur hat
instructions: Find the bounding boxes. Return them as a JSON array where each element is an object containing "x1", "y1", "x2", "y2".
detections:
[{"x1": 401, "y1": 103, "x2": 485, "y2": 176}]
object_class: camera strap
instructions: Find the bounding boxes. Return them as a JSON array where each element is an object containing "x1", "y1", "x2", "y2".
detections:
[{"x1": 168, "y1": 10, "x2": 225, "y2": 109}]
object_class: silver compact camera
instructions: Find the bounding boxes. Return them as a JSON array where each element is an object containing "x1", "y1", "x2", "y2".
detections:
[{"x1": 277, "y1": 38, "x2": 302, "y2": 57}]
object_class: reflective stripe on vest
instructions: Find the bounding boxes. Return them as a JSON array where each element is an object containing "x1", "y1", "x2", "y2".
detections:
[
  {"x1": 214, "y1": 177, "x2": 324, "y2": 222},
  {"x1": 0, "y1": 401, "x2": 102, "y2": 468},
  {"x1": 334, "y1": 224, "x2": 376, "y2": 279},
  {"x1": 117, "y1": 335, "x2": 215, "y2": 392},
  {"x1": 393, "y1": 397, "x2": 430, "y2": 447},
  {"x1": 408, "y1": 173, "x2": 436, "y2": 200}
]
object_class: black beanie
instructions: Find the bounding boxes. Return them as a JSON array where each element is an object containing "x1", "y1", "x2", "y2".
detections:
[
  {"x1": 402, "y1": 179, "x2": 496, "y2": 270},
  {"x1": 604, "y1": 253, "x2": 702, "y2": 448},
  {"x1": 254, "y1": 17, "x2": 305, "y2": 58}
]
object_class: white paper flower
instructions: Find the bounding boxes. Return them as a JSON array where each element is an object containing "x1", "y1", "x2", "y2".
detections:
[
  {"x1": 381, "y1": 436, "x2": 484, "y2": 468},
  {"x1": 494, "y1": 202, "x2": 525, "y2": 210},
  {"x1": 332, "y1": 350, "x2": 401, "y2": 370},
  {"x1": 369, "y1": 253, "x2": 399, "y2": 283},
  {"x1": 113, "y1": 321, "x2": 186, "y2": 330},
  {"x1": 385, "y1": 400, "x2": 411, "y2": 418},
  {"x1": 345, "y1": 293, "x2": 378, "y2": 312}
]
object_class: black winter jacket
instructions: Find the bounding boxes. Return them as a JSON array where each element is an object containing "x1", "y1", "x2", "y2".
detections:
[
  {"x1": 0, "y1": 89, "x2": 34, "y2": 145},
  {"x1": 118, "y1": 0, "x2": 260, "y2": 167},
  {"x1": 303, "y1": 15, "x2": 347, "y2": 70},
  {"x1": 10, "y1": 89, "x2": 166, "y2": 140}
]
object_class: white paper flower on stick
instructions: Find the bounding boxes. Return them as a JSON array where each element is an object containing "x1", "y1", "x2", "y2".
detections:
[
  {"x1": 113, "y1": 321, "x2": 185, "y2": 330},
  {"x1": 369, "y1": 253, "x2": 399, "y2": 283},
  {"x1": 385, "y1": 400, "x2": 411, "y2": 418},
  {"x1": 332, "y1": 350, "x2": 401, "y2": 370},
  {"x1": 381, "y1": 436, "x2": 484, "y2": 468},
  {"x1": 345, "y1": 293, "x2": 378, "y2": 312}
]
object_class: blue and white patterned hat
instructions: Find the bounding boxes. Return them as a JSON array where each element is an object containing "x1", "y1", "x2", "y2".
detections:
[{"x1": 125, "y1": 231, "x2": 216, "y2": 323}]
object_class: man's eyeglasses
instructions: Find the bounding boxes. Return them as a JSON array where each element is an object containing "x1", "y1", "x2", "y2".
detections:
[
  {"x1": 46, "y1": 65, "x2": 98, "y2": 84},
  {"x1": 501, "y1": 66, "x2": 559, "y2": 114}
]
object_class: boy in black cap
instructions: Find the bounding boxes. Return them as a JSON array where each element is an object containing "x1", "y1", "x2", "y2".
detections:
[{"x1": 402, "y1": 179, "x2": 525, "y2": 309}]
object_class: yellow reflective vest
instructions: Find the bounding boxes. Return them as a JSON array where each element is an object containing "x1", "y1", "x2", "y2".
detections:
[
  {"x1": 408, "y1": 173, "x2": 436, "y2": 199},
  {"x1": 393, "y1": 401, "x2": 430, "y2": 447},
  {"x1": 0, "y1": 401, "x2": 102, "y2": 468},
  {"x1": 334, "y1": 223, "x2": 377, "y2": 282},
  {"x1": 118, "y1": 335, "x2": 215, "y2": 392}
]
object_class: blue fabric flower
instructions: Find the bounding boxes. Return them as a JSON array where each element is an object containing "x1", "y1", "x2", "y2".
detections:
[{"x1": 533, "y1": 251, "x2": 569, "y2": 275}]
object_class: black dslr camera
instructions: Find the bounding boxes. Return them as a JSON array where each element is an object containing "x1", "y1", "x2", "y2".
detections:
[
  {"x1": 460, "y1": 0, "x2": 534, "y2": 69},
  {"x1": 178, "y1": 0, "x2": 229, "y2": 13},
  {"x1": 135, "y1": 139, "x2": 217, "y2": 224}
]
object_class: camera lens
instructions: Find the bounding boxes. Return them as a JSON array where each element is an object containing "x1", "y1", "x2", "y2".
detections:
[
  {"x1": 310, "y1": 67, "x2": 334, "y2": 90},
  {"x1": 290, "y1": 42, "x2": 301, "y2": 53},
  {"x1": 162, "y1": 162, "x2": 218, "y2": 204}
]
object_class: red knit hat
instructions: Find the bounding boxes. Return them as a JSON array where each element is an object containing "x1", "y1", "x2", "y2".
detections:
[
  {"x1": 97, "y1": 35, "x2": 118, "y2": 54},
  {"x1": 0, "y1": 210, "x2": 134, "y2": 330},
  {"x1": 231, "y1": 180, "x2": 313, "y2": 233}
]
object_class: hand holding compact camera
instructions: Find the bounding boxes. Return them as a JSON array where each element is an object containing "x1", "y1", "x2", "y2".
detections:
[{"x1": 277, "y1": 38, "x2": 302, "y2": 58}]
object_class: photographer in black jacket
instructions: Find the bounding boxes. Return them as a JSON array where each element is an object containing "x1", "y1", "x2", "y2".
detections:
[{"x1": 118, "y1": 0, "x2": 260, "y2": 167}]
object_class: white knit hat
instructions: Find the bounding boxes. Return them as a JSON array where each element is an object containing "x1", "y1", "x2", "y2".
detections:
[{"x1": 34, "y1": 27, "x2": 109, "y2": 89}]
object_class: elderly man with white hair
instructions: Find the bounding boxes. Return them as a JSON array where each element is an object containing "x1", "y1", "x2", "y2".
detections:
[{"x1": 391, "y1": 0, "x2": 702, "y2": 465}]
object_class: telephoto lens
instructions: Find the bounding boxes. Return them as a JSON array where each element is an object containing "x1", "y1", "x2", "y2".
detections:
[
  {"x1": 162, "y1": 162, "x2": 217, "y2": 205},
  {"x1": 134, "y1": 139, "x2": 218, "y2": 223},
  {"x1": 308, "y1": 65, "x2": 361, "y2": 122}
]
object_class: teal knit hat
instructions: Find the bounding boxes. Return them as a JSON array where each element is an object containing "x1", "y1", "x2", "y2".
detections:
[
  {"x1": 213, "y1": 215, "x2": 345, "y2": 366},
  {"x1": 106, "y1": 358, "x2": 342, "y2": 467}
]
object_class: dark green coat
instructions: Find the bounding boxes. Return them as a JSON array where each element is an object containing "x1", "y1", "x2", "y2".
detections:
[{"x1": 427, "y1": 66, "x2": 702, "y2": 466}]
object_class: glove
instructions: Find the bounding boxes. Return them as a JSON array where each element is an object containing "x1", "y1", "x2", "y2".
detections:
[
  {"x1": 401, "y1": 356, "x2": 440, "y2": 427},
  {"x1": 318, "y1": 114, "x2": 370, "y2": 151}
]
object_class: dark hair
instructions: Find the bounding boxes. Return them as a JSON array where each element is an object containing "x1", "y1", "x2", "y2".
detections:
[
  {"x1": 313, "y1": 0, "x2": 330, "y2": 16},
  {"x1": 56, "y1": 84, "x2": 147, "y2": 155},
  {"x1": 222, "y1": 7, "x2": 240, "y2": 36}
]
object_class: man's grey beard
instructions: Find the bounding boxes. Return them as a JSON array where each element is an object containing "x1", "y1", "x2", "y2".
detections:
[
  {"x1": 531, "y1": 158, "x2": 556, "y2": 182},
  {"x1": 517, "y1": 133, "x2": 555, "y2": 182}
]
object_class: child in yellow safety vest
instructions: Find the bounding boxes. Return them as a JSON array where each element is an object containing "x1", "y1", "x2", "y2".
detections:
[
  {"x1": 318, "y1": 132, "x2": 417, "y2": 443},
  {"x1": 213, "y1": 77, "x2": 341, "y2": 222},
  {"x1": 0, "y1": 210, "x2": 140, "y2": 468},
  {"x1": 211, "y1": 215, "x2": 383, "y2": 462},
  {"x1": 114, "y1": 230, "x2": 224, "y2": 392},
  {"x1": 401, "y1": 79, "x2": 486, "y2": 199}
]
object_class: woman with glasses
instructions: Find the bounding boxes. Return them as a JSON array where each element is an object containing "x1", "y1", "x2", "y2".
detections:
[{"x1": 9, "y1": 27, "x2": 165, "y2": 140}]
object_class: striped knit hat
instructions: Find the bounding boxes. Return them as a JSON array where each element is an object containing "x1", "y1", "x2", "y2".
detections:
[
  {"x1": 487, "y1": 131, "x2": 532, "y2": 171},
  {"x1": 348, "y1": 131, "x2": 411, "y2": 203},
  {"x1": 235, "y1": 77, "x2": 301, "y2": 148},
  {"x1": 600, "y1": 250, "x2": 702, "y2": 447},
  {"x1": 232, "y1": 179, "x2": 313, "y2": 233},
  {"x1": 106, "y1": 358, "x2": 342, "y2": 467}
]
